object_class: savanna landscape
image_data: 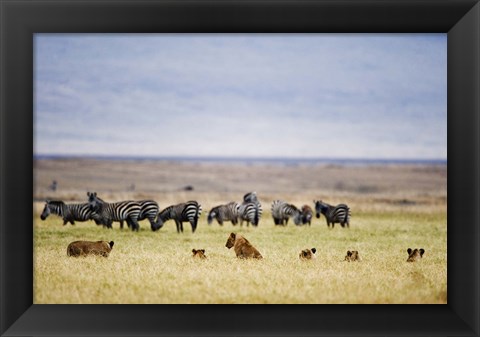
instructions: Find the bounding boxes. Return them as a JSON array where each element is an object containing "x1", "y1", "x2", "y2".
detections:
[{"x1": 33, "y1": 157, "x2": 447, "y2": 304}]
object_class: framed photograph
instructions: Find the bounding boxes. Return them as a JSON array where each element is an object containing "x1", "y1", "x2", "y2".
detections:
[{"x1": 1, "y1": 0, "x2": 479, "y2": 336}]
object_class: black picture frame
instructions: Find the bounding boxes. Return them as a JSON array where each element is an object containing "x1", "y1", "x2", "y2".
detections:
[{"x1": 1, "y1": 0, "x2": 479, "y2": 336}]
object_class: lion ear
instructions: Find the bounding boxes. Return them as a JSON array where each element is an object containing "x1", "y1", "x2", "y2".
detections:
[{"x1": 311, "y1": 248, "x2": 316, "y2": 254}]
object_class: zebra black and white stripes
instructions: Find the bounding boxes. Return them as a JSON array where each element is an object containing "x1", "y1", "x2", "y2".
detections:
[
  {"x1": 238, "y1": 202, "x2": 262, "y2": 226},
  {"x1": 314, "y1": 200, "x2": 351, "y2": 228},
  {"x1": 156, "y1": 201, "x2": 202, "y2": 233},
  {"x1": 271, "y1": 200, "x2": 302, "y2": 226},
  {"x1": 137, "y1": 199, "x2": 161, "y2": 231},
  {"x1": 207, "y1": 202, "x2": 240, "y2": 226},
  {"x1": 243, "y1": 191, "x2": 259, "y2": 204},
  {"x1": 238, "y1": 191, "x2": 262, "y2": 226},
  {"x1": 88, "y1": 192, "x2": 142, "y2": 231},
  {"x1": 40, "y1": 200, "x2": 95, "y2": 225}
]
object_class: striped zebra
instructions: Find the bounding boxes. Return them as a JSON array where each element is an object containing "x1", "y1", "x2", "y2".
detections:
[
  {"x1": 238, "y1": 191, "x2": 262, "y2": 227},
  {"x1": 314, "y1": 200, "x2": 351, "y2": 228},
  {"x1": 40, "y1": 200, "x2": 95, "y2": 225},
  {"x1": 207, "y1": 202, "x2": 240, "y2": 226},
  {"x1": 87, "y1": 192, "x2": 142, "y2": 231},
  {"x1": 301, "y1": 205, "x2": 313, "y2": 225},
  {"x1": 119, "y1": 199, "x2": 161, "y2": 231},
  {"x1": 271, "y1": 200, "x2": 302, "y2": 226},
  {"x1": 156, "y1": 201, "x2": 202, "y2": 233},
  {"x1": 243, "y1": 191, "x2": 258, "y2": 204},
  {"x1": 238, "y1": 202, "x2": 262, "y2": 227}
]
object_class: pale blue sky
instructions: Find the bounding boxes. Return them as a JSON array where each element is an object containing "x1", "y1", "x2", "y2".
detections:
[{"x1": 34, "y1": 34, "x2": 447, "y2": 160}]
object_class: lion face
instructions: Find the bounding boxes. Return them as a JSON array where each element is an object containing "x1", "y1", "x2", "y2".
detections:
[
  {"x1": 299, "y1": 248, "x2": 316, "y2": 260},
  {"x1": 345, "y1": 250, "x2": 361, "y2": 262},
  {"x1": 225, "y1": 233, "x2": 236, "y2": 249},
  {"x1": 407, "y1": 248, "x2": 425, "y2": 262},
  {"x1": 192, "y1": 249, "x2": 207, "y2": 259}
]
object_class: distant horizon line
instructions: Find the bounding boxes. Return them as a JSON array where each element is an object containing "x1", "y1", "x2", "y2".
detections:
[{"x1": 34, "y1": 154, "x2": 447, "y2": 165}]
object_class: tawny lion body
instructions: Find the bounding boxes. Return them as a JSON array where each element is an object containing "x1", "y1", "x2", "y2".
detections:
[
  {"x1": 225, "y1": 232, "x2": 263, "y2": 259},
  {"x1": 67, "y1": 240, "x2": 114, "y2": 257}
]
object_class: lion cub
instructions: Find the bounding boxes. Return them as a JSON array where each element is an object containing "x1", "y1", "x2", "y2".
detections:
[
  {"x1": 225, "y1": 232, "x2": 263, "y2": 259},
  {"x1": 299, "y1": 248, "x2": 316, "y2": 260},
  {"x1": 406, "y1": 248, "x2": 425, "y2": 262},
  {"x1": 67, "y1": 240, "x2": 114, "y2": 257},
  {"x1": 345, "y1": 250, "x2": 361, "y2": 262},
  {"x1": 192, "y1": 249, "x2": 207, "y2": 259}
]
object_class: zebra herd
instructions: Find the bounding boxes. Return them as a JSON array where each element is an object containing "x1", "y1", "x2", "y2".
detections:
[{"x1": 40, "y1": 191, "x2": 351, "y2": 232}]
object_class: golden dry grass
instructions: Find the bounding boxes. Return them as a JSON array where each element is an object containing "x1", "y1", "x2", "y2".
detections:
[{"x1": 33, "y1": 158, "x2": 447, "y2": 304}]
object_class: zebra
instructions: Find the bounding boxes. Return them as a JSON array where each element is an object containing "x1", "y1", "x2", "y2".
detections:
[
  {"x1": 314, "y1": 200, "x2": 351, "y2": 228},
  {"x1": 40, "y1": 200, "x2": 95, "y2": 225},
  {"x1": 237, "y1": 191, "x2": 262, "y2": 227},
  {"x1": 119, "y1": 199, "x2": 161, "y2": 231},
  {"x1": 207, "y1": 202, "x2": 240, "y2": 226},
  {"x1": 156, "y1": 201, "x2": 202, "y2": 233},
  {"x1": 238, "y1": 202, "x2": 262, "y2": 227},
  {"x1": 87, "y1": 191, "x2": 142, "y2": 231},
  {"x1": 243, "y1": 191, "x2": 259, "y2": 204},
  {"x1": 301, "y1": 205, "x2": 313, "y2": 225},
  {"x1": 271, "y1": 200, "x2": 302, "y2": 226}
]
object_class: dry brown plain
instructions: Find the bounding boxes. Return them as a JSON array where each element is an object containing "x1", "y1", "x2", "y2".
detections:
[{"x1": 34, "y1": 157, "x2": 446, "y2": 211}]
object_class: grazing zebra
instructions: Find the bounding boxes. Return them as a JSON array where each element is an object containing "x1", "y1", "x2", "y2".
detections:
[
  {"x1": 314, "y1": 200, "x2": 351, "y2": 228},
  {"x1": 87, "y1": 192, "x2": 142, "y2": 231},
  {"x1": 271, "y1": 200, "x2": 302, "y2": 226},
  {"x1": 119, "y1": 199, "x2": 161, "y2": 231},
  {"x1": 156, "y1": 201, "x2": 202, "y2": 233},
  {"x1": 237, "y1": 191, "x2": 262, "y2": 227},
  {"x1": 238, "y1": 202, "x2": 262, "y2": 227},
  {"x1": 40, "y1": 200, "x2": 95, "y2": 225},
  {"x1": 301, "y1": 205, "x2": 313, "y2": 225},
  {"x1": 207, "y1": 202, "x2": 240, "y2": 226}
]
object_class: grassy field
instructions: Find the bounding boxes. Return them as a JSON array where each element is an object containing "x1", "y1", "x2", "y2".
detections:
[{"x1": 33, "y1": 158, "x2": 447, "y2": 304}]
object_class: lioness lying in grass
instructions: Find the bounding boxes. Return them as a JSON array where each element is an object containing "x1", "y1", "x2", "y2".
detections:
[{"x1": 67, "y1": 240, "x2": 114, "y2": 257}]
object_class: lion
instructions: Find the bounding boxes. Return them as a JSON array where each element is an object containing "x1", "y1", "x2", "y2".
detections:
[
  {"x1": 299, "y1": 248, "x2": 316, "y2": 260},
  {"x1": 225, "y1": 232, "x2": 263, "y2": 259},
  {"x1": 192, "y1": 249, "x2": 207, "y2": 259},
  {"x1": 67, "y1": 240, "x2": 114, "y2": 257},
  {"x1": 345, "y1": 250, "x2": 361, "y2": 262},
  {"x1": 406, "y1": 248, "x2": 425, "y2": 262}
]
